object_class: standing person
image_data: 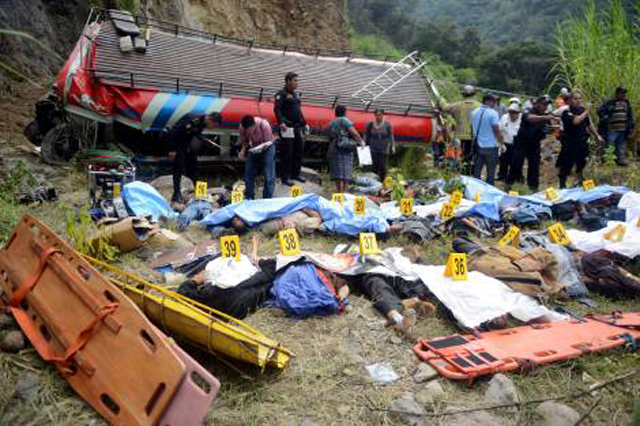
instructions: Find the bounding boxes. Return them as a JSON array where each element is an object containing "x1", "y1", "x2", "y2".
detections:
[
  {"x1": 497, "y1": 103, "x2": 522, "y2": 181},
  {"x1": 557, "y1": 92, "x2": 603, "y2": 188},
  {"x1": 365, "y1": 109, "x2": 395, "y2": 181},
  {"x1": 506, "y1": 96, "x2": 555, "y2": 192},
  {"x1": 169, "y1": 112, "x2": 222, "y2": 205},
  {"x1": 598, "y1": 87, "x2": 635, "y2": 166},
  {"x1": 494, "y1": 96, "x2": 507, "y2": 117},
  {"x1": 274, "y1": 72, "x2": 307, "y2": 185},
  {"x1": 441, "y1": 85, "x2": 481, "y2": 175},
  {"x1": 470, "y1": 93, "x2": 502, "y2": 185},
  {"x1": 327, "y1": 105, "x2": 364, "y2": 193},
  {"x1": 238, "y1": 115, "x2": 276, "y2": 200}
]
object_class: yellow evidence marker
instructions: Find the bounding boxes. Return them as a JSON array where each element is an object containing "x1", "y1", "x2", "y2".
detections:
[
  {"x1": 400, "y1": 198, "x2": 415, "y2": 216},
  {"x1": 220, "y1": 235, "x2": 241, "y2": 261},
  {"x1": 444, "y1": 253, "x2": 468, "y2": 281},
  {"x1": 499, "y1": 226, "x2": 521, "y2": 247},
  {"x1": 195, "y1": 181, "x2": 208, "y2": 198},
  {"x1": 548, "y1": 223, "x2": 571, "y2": 245},
  {"x1": 332, "y1": 193, "x2": 344, "y2": 206},
  {"x1": 278, "y1": 228, "x2": 301, "y2": 256},
  {"x1": 290, "y1": 185, "x2": 303, "y2": 197},
  {"x1": 354, "y1": 197, "x2": 366, "y2": 215},
  {"x1": 359, "y1": 233, "x2": 379, "y2": 255}
]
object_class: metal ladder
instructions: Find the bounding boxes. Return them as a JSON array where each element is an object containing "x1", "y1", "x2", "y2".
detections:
[{"x1": 351, "y1": 51, "x2": 427, "y2": 105}]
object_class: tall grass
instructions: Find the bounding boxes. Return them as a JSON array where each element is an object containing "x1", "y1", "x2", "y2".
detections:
[{"x1": 552, "y1": 0, "x2": 639, "y2": 144}]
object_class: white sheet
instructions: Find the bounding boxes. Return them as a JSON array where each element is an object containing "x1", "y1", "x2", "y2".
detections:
[
  {"x1": 204, "y1": 254, "x2": 258, "y2": 289},
  {"x1": 411, "y1": 265, "x2": 565, "y2": 328},
  {"x1": 567, "y1": 221, "x2": 640, "y2": 258}
]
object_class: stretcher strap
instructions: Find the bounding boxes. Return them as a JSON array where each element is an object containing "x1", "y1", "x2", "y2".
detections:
[
  {"x1": 11, "y1": 302, "x2": 119, "y2": 373},
  {"x1": 8, "y1": 244, "x2": 119, "y2": 373},
  {"x1": 9, "y1": 246, "x2": 60, "y2": 308}
]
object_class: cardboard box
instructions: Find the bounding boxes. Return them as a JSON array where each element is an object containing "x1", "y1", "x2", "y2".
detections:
[{"x1": 89, "y1": 217, "x2": 156, "y2": 253}]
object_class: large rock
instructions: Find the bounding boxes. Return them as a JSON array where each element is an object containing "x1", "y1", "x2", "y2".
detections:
[
  {"x1": 483, "y1": 373, "x2": 520, "y2": 406},
  {"x1": 413, "y1": 363, "x2": 438, "y2": 383},
  {"x1": 300, "y1": 167, "x2": 322, "y2": 185},
  {"x1": 415, "y1": 380, "x2": 446, "y2": 405},
  {"x1": 14, "y1": 372, "x2": 41, "y2": 402},
  {"x1": 0, "y1": 313, "x2": 16, "y2": 330},
  {"x1": 0, "y1": 330, "x2": 25, "y2": 352},
  {"x1": 447, "y1": 410, "x2": 508, "y2": 426},
  {"x1": 535, "y1": 401, "x2": 581, "y2": 426},
  {"x1": 389, "y1": 392, "x2": 425, "y2": 426},
  {"x1": 273, "y1": 180, "x2": 326, "y2": 198},
  {"x1": 150, "y1": 175, "x2": 194, "y2": 201}
]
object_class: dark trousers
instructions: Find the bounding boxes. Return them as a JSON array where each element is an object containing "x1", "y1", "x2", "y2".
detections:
[
  {"x1": 461, "y1": 139, "x2": 475, "y2": 175},
  {"x1": 473, "y1": 147, "x2": 499, "y2": 185},
  {"x1": 356, "y1": 274, "x2": 428, "y2": 317},
  {"x1": 172, "y1": 141, "x2": 198, "y2": 201},
  {"x1": 498, "y1": 144, "x2": 515, "y2": 180},
  {"x1": 508, "y1": 139, "x2": 541, "y2": 191},
  {"x1": 557, "y1": 139, "x2": 589, "y2": 188},
  {"x1": 280, "y1": 128, "x2": 304, "y2": 179},
  {"x1": 371, "y1": 151, "x2": 389, "y2": 181}
]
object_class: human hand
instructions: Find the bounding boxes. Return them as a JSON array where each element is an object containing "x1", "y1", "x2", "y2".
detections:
[
  {"x1": 280, "y1": 123, "x2": 287, "y2": 132},
  {"x1": 305, "y1": 125, "x2": 310, "y2": 133},
  {"x1": 391, "y1": 146, "x2": 396, "y2": 155},
  {"x1": 239, "y1": 149, "x2": 246, "y2": 160}
]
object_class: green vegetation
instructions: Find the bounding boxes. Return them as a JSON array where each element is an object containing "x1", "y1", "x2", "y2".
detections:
[
  {"x1": 348, "y1": 0, "x2": 638, "y2": 97},
  {"x1": 553, "y1": 0, "x2": 639, "y2": 115}
]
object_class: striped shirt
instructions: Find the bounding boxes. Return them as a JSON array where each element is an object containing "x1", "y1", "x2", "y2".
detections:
[{"x1": 609, "y1": 101, "x2": 628, "y2": 132}]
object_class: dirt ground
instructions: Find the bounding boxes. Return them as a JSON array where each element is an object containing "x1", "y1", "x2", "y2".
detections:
[{"x1": 1, "y1": 83, "x2": 639, "y2": 426}]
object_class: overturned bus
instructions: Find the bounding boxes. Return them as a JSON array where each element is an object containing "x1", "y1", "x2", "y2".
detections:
[{"x1": 28, "y1": 8, "x2": 439, "y2": 169}]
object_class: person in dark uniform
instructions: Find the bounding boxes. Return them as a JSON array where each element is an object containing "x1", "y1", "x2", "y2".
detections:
[
  {"x1": 505, "y1": 97, "x2": 555, "y2": 192},
  {"x1": 274, "y1": 72, "x2": 307, "y2": 186},
  {"x1": 169, "y1": 112, "x2": 222, "y2": 204},
  {"x1": 557, "y1": 91, "x2": 603, "y2": 188}
]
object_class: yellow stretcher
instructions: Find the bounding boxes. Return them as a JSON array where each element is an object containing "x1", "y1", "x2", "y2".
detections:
[{"x1": 83, "y1": 256, "x2": 293, "y2": 370}]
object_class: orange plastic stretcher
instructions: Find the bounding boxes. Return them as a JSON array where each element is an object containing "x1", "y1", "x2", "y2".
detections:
[
  {"x1": 0, "y1": 216, "x2": 219, "y2": 425},
  {"x1": 414, "y1": 312, "x2": 640, "y2": 382}
]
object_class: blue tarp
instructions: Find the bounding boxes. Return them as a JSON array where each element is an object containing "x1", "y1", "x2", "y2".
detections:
[
  {"x1": 270, "y1": 263, "x2": 338, "y2": 318},
  {"x1": 530, "y1": 185, "x2": 630, "y2": 204},
  {"x1": 200, "y1": 194, "x2": 389, "y2": 236},
  {"x1": 122, "y1": 181, "x2": 177, "y2": 221}
]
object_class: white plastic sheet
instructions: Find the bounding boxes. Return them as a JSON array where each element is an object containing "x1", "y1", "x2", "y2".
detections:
[
  {"x1": 567, "y1": 221, "x2": 640, "y2": 258},
  {"x1": 204, "y1": 254, "x2": 258, "y2": 289},
  {"x1": 411, "y1": 265, "x2": 565, "y2": 328}
]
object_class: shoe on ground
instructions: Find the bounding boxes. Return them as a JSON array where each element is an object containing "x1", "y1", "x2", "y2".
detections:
[
  {"x1": 293, "y1": 176, "x2": 306, "y2": 183},
  {"x1": 281, "y1": 179, "x2": 293, "y2": 186},
  {"x1": 414, "y1": 301, "x2": 436, "y2": 318}
]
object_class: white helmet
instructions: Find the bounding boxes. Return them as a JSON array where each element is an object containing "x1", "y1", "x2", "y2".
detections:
[{"x1": 462, "y1": 85, "x2": 475, "y2": 96}]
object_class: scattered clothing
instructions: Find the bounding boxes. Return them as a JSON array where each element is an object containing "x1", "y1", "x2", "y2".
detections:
[
  {"x1": 350, "y1": 274, "x2": 430, "y2": 317},
  {"x1": 350, "y1": 176, "x2": 383, "y2": 195},
  {"x1": 270, "y1": 263, "x2": 343, "y2": 318},
  {"x1": 203, "y1": 255, "x2": 259, "y2": 289},
  {"x1": 177, "y1": 200, "x2": 213, "y2": 231},
  {"x1": 177, "y1": 259, "x2": 276, "y2": 319},
  {"x1": 580, "y1": 250, "x2": 640, "y2": 298}
]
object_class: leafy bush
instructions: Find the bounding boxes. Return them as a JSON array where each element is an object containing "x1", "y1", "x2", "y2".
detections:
[
  {"x1": 553, "y1": 0, "x2": 639, "y2": 147},
  {"x1": 66, "y1": 205, "x2": 119, "y2": 262}
]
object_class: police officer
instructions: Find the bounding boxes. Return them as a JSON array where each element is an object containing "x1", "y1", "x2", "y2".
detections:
[
  {"x1": 169, "y1": 112, "x2": 222, "y2": 204},
  {"x1": 506, "y1": 96, "x2": 555, "y2": 192},
  {"x1": 274, "y1": 72, "x2": 307, "y2": 186}
]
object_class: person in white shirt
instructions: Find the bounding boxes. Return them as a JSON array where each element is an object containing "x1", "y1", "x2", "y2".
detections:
[{"x1": 497, "y1": 103, "x2": 522, "y2": 181}]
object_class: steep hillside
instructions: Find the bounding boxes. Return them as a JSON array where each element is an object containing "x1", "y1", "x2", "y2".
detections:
[
  {"x1": 0, "y1": 0, "x2": 349, "y2": 85},
  {"x1": 416, "y1": 0, "x2": 636, "y2": 43}
]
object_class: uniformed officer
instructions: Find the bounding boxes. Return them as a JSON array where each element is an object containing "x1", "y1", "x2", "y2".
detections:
[
  {"x1": 169, "y1": 112, "x2": 222, "y2": 204},
  {"x1": 274, "y1": 72, "x2": 307, "y2": 186}
]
